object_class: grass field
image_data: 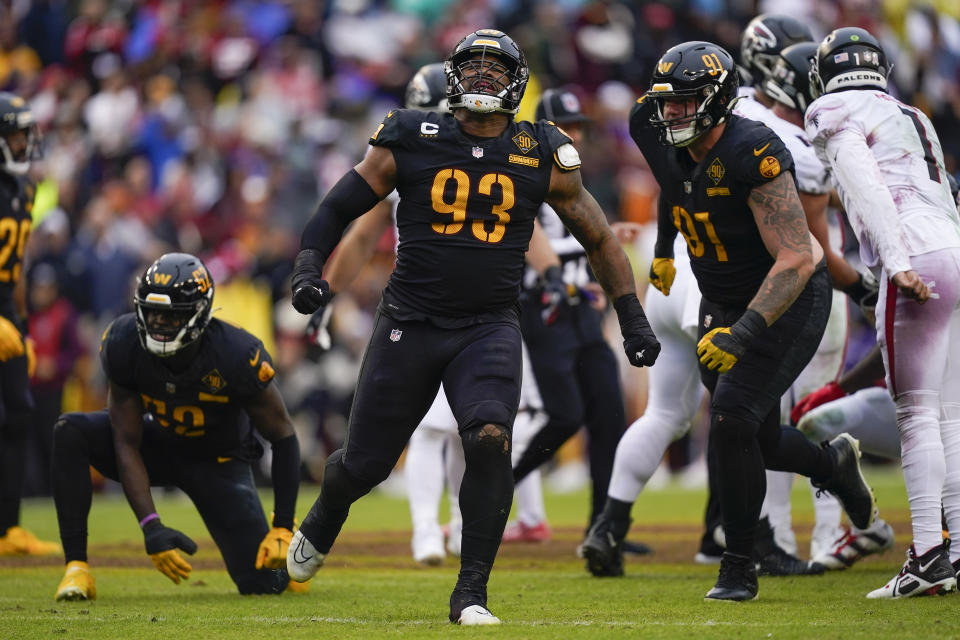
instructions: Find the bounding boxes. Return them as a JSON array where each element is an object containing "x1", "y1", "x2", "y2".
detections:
[{"x1": 2, "y1": 464, "x2": 957, "y2": 639}]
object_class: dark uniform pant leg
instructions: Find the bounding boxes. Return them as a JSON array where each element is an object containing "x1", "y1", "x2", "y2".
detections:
[
  {"x1": 300, "y1": 312, "x2": 446, "y2": 553},
  {"x1": 514, "y1": 301, "x2": 584, "y2": 481},
  {"x1": 576, "y1": 340, "x2": 626, "y2": 526},
  {"x1": 0, "y1": 351, "x2": 34, "y2": 533},
  {"x1": 180, "y1": 459, "x2": 286, "y2": 594},
  {"x1": 51, "y1": 410, "x2": 177, "y2": 563},
  {"x1": 443, "y1": 321, "x2": 521, "y2": 577},
  {"x1": 701, "y1": 269, "x2": 833, "y2": 556}
]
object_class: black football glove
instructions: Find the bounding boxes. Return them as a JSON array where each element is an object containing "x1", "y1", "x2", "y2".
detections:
[
  {"x1": 143, "y1": 519, "x2": 198, "y2": 584},
  {"x1": 843, "y1": 271, "x2": 879, "y2": 319},
  {"x1": 613, "y1": 294, "x2": 660, "y2": 367},
  {"x1": 291, "y1": 249, "x2": 331, "y2": 315},
  {"x1": 540, "y1": 265, "x2": 577, "y2": 325}
]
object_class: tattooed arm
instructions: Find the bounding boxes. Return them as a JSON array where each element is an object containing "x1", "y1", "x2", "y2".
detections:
[
  {"x1": 546, "y1": 165, "x2": 660, "y2": 367},
  {"x1": 747, "y1": 172, "x2": 820, "y2": 326},
  {"x1": 544, "y1": 166, "x2": 635, "y2": 299}
]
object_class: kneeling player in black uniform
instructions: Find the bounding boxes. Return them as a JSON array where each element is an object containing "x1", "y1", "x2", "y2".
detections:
[
  {"x1": 52, "y1": 253, "x2": 301, "y2": 601},
  {"x1": 287, "y1": 29, "x2": 660, "y2": 625},
  {"x1": 628, "y1": 42, "x2": 877, "y2": 601}
]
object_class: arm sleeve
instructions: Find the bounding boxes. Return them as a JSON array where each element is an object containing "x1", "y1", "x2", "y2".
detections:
[
  {"x1": 823, "y1": 128, "x2": 913, "y2": 275},
  {"x1": 269, "y1": 434, "x2": 299, "y2": 530},
  {"x1": 653, "y1": 193, "x2": 677, "y2": 259}
]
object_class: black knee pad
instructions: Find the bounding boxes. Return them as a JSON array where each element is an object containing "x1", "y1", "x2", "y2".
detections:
[
  {"x1": 461, "y1": 422, "x2": 511, "y2": 459},
  {"x1": 322, "y1": 449, "x2": 376, "y2": 510},
  {"x1": 53, "y1": 413, "x2": 84, "y2": 450}
]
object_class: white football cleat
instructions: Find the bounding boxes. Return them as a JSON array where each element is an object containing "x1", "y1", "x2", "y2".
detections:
[
  {"x1": 457, "y1": 604, "x2": 501, "y2": 625},
  {"x1": 286, "y1": 530, "x2": 325, "y2": 583},
  {"x1": 866, "y1": 544, "x2": 956, "y2": 599},
  {"x1": 812, "y1": 519, "x2": 894, "y2": 570},
  {"x1": 412, "y1": 529, "x2": 445, "y2": 566}
]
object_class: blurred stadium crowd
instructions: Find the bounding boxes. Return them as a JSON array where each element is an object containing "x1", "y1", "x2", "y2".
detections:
[{"x1": 5, "y1": 0, "x2": 960, "y2": 493}]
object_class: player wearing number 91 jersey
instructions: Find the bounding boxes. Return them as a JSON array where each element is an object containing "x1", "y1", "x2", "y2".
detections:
[
  {"x1": 288, "y1": 28, "x2": 659, "y2": 625},
  {"x1": 632, "y1": 41, "x2": 880, "y2": 603}
]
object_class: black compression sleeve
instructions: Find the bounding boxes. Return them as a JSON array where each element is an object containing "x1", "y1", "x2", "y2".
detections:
[
  {"x1": 653, "y1": 193, "x2": 677, "y2": 259},
  {"x1": 269, "y1": 434, "x2": 300, "y2": 530},
  {"x1": 299, "y1": 169, "x2": 382, "y2": 262}
]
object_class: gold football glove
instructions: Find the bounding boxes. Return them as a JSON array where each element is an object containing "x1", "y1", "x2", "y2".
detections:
[
  {"x1": 697, "y1": 327, "x2": 741, "y2": 373},
  {"x1": 150, "y1": 549, "x2": 193, "y2": 584},
  {"x1": 649, "y1": 258, "x2": 676, "y2": 296},
  {"x1": 0, "y1": 316, "x2": 24, "y2": 361},
  {"x1": 256, "y1": 526, "x2": 294, "y2": 570}
]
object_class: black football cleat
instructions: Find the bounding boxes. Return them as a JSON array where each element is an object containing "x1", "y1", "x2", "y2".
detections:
[
  {"x1": 581, "y1": 515, "x2": 627, "y2": 577},
  {"x1": 812, "y1": 434, "x2": 876, "y2": 530},
  {"x1": 705, "y1": 552, "x2": 759, "y2": 602},
  {"x1": 757, "y1": 545, "x2": 824, "y2": 577}
]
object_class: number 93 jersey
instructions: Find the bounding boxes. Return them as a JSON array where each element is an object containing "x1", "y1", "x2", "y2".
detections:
[
  {"x1": 370, "y1": 109, "x2": 576, "y2": 324},
  {"x1": 0, "y1": 173, "x2": 33, "y2": 318},
  {"x1": 629, "y1": 97, "x2": 795, "y2": 307},
  {"x1": 99, "y1": 314, "x2": 276, "y2": 461}
]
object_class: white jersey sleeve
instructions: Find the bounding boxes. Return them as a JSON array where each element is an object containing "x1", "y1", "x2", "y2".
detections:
[{"x1": 805, "y1": 90, "x2": 960, "y2": 272}]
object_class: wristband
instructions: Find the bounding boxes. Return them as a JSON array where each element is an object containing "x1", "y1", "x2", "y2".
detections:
[{"x1": 139, "y1": 512, "x2": 160, "y2": 529}]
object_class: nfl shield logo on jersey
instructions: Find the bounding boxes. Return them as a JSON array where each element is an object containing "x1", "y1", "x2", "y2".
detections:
[
  {"x1": 472, "y1": 146, "x2": 484, "y2": 159},
  {"x1": 390, "y1": 329, "x2": 403, "y2": 342}
]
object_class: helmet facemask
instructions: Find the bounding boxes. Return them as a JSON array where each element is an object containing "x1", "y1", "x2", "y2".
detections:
[
  {"x1": 0, "y1": 115, "x2": 41, "y2": 176},
  {"x1": 136, "y1": 295, "x2": 211, "y2": 357},
  {"x1": 446, "y1": 46, "x2": 528, "y2": 114},
  {"x1": 649, "y1": 79, "x2": 725, "y2": 147}
]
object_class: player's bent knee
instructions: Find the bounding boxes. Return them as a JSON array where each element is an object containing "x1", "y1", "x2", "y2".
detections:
[
  {"x1": 709, "y1": 411, "x2": 757, "y2": 443},
  {"x1": 53, "y1": 413, "x2": 84, "y2": 449}
]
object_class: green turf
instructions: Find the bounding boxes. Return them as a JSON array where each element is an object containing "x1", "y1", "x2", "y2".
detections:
[{"x1": 3, "y1": 464, "x2": 956, "y2": 639}]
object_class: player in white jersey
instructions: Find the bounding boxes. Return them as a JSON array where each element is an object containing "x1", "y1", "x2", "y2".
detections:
[
  {"x1": 806, "y1": 27, "x2": 960, "y2": 598},
  {"x1": 746, "y1": 41, "x2": 896, "y2": 567},
  {"x1": 311, "y1": 63, "x2": 559, "y2": 566}
]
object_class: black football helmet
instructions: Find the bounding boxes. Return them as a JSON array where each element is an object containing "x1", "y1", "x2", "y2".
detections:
[
  {"x1": 764, "y1": 42, "x2": 819, "y2": 113},
  {"x1": 134, "y1": 253, "x2": 214, "y2": 357},
  {"x1": 445, "y1": 29, "x2": 529, "y2": 114},
  {"x1": 405, "y1": 63, "x2": 449, "y2": 112},
  {"x1": 740, "y1": 14, "x2": 814, "y2": 85},
  {"x1": 647, "y1": 41, "x2": 739, "y2": 147},
  {"x1": 0, "y1": 92, "x2": 41, "y2": 176},
  {"x1": 810, "y1": 27, "x2": 889, "y2": 98}
]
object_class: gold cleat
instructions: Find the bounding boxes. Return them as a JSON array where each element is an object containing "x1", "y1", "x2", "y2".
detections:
[
  {"x1": 55, "y1": 561, "x2": 97, "y2": 601},
  {"x1": 0, "y1": 526, "x2": 61, "y2": 555},
  {"x1": 286, "y1": 577, "x2": 310, "y2": 593}
]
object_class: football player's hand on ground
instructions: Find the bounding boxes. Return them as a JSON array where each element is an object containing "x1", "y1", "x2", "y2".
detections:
[
  {"x1": 0, "y1": 316, "x2": 24, "y2": 361},
  {"x1": 256, "y1": 527, "x2": 294, "y2": 570},
  {"x1": 790, "y1": 382, "x2": 845, "y2": 425},
  {"x1": 143, "y1": 520, "x2": 197, "y2": 584}
]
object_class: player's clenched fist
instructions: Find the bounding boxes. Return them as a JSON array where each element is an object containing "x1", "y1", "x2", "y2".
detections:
[{"x1": 613, "y1": 293, "x2": 660, "y2": 367}]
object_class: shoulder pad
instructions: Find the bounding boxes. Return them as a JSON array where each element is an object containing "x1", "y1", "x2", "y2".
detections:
[
  {"x1": 99, "y1": 314, "x2": 139, "y2": 389},
  {"x1": 369, "y1": 109, "x2": 429, "y2": 149},
  {"x1": 729, "y1": 118, "x2": 795, "y2": 187},
  {"x1": 804, "y1": 93, "x2": 854, "y2": 143},
  {"x1": 214, "y1": 320, "x2": 276, "y2": 395},
  {"x1": 628, "y1": 97, "x2": 659, "y2": 154}
]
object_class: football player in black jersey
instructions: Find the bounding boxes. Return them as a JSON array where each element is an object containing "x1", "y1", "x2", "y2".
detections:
[
  {"x1": 52, "y1": 253, "x2": 302, "y2": 601},
  {"x1": 0, "y1": 93, "x2": 59, "y2": 557},
  {"x1": 287, "y1": 29, "x2": 660, "y2": 625},
  {"x1": 629, "y1": 42, "x2": 878, "y2": 601}
]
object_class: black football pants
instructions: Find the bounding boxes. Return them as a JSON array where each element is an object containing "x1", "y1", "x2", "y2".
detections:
[
  {"x1": 0, "y1": 345, "x2": 34, "y2": 534},
  {"x1": 51, "y1": 410, "x2": 287, "y2": 594}
]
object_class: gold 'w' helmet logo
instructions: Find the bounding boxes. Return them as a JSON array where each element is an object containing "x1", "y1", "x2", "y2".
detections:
[
  {"x1": 657, "y1": 61, "x2": 674, "y2": 74},
  {"x1": 154, "y1": 273, "x2": 172, "y2": 285}
]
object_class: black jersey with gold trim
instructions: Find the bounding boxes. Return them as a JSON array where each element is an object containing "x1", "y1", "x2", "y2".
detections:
[
  {"x1": 99, "y1": 314, "x2": 276, "y2": 460},
  {"x1": 0, "y1": 172, "x2": 33, "y2": 318},
  {"x1": 370, "y1": 109, "x2": 574, "y2": 325},
  {"x1": 629, "y1": 97, "x2": 794, "y2": 307}
]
